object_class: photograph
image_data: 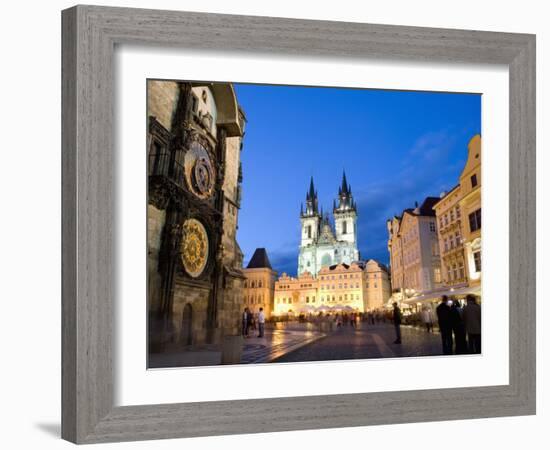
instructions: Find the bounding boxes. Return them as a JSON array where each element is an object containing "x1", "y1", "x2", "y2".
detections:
[{"x1": 147, "y1": 79, "x2": 482, "y2": 368}]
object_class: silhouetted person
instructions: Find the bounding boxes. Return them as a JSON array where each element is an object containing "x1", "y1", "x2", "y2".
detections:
[
  {"x1": 450, "y1": 299, "x2": 467, "y2": 354},
  {"x1": 392, "y1": 302, "x2": 402, "y2": 344},
  {"x1": 436, "y1": 296, "x2": 453, "y2": 355},
  {"x1": 463, "y1": 295, "x2": 481, "y2": 353}
]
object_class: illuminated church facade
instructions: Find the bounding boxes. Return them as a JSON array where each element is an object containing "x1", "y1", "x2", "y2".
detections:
[{"x1": 298, "y1": 173, "x2": 360, "y2": 277}]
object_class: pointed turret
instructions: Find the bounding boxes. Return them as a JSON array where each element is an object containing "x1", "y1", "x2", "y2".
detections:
[
  {"x1": 341, "y1": 170, "x2": 350, "y2": 195},
  {"x1": 334, "y1": 170, "x2": 356, "y2": 213},
  {"x1": 333, "y1": 171, "x2": 358, "y2": 253},
  {"x1": 302, "y1": 176, "x2": 319, "y2": 217},
  {"x1": 308, "y1": 177, "x2": 315, "y2": 199}
]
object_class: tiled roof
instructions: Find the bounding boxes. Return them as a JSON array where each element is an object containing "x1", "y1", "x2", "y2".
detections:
[{"x1": 246, "y1": 248, "x2": 273, "y2": 269}]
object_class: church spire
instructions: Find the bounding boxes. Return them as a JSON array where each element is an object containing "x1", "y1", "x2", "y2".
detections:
[
  {"x1": 334, "y1": 170, "x2": 356, "y2": 213},
  {"x1": 308, "y1": 176, "x2": 315, "y2": 200},
  {"x1": 341, "y1": 170, "x2": 350, "y2": 195},
  {"x1": 303, "y1": 176, "x2": 319, "y2": 216}
]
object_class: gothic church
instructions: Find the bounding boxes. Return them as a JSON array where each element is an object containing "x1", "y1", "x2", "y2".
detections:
[{"x1": 298, "y1": 173, "x2": 360, "y2": 277}]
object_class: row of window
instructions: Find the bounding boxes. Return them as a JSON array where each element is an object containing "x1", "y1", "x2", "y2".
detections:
[
  {"x1": 320, "y1": 283, "x2": 361, "y2": 290},
  {"x1": 402, "y1": 227, "x2": 419, "y2": 245},
  {"x1": 279, "y1": 284, "x2": 312, "y2": 290},
  {"x1": 403, "y1": 248, "x2": 419, "y2": 266},
  {"x1": 444, "y1": 231, "x2": 462, "y2": 252},
  {"x1": 446, "y1": 261, "x2": 465, "y2": 282},
  {"x1": 276, "y1": 294, "x2": 362, "y2": 305},
  {"x1": 320, "y1": 273, "x2": 361, "y2": 281},
  {"x1": 245, "y1": 294, "x2": 264, "y2": 304},
  {"x1": 244, "y1": 280, "x2": 264, "y2": 289},
  {"x1": 439, "y1": 206, "x2": 462, "y2": 229}
]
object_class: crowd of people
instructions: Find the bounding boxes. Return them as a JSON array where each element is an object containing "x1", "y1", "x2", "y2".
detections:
[
  {"x1": 436, "y1": 294, "x2": 481, "y2": 355},
  {"x1": 391, "y1": 294, "x2": 481, "y2": 354},
  {"x1": 243, "y1": 295, "x2": 481, "y2": 356}
]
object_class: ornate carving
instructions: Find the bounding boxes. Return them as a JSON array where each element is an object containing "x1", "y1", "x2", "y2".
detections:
[
  {"x1": 148, "y1": 179, "x2": 171, "y2": 210},
  {"x1": 181, "y1": 218, "x2": 209, "y2": 278}
]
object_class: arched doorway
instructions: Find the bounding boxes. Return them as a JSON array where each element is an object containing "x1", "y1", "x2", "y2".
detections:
[{"x1": 181, "y1": 303, "x2": 193, "y2": 346}]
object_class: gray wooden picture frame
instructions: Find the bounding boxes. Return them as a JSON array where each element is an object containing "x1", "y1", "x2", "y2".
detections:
[{"x1": 61, "y1": 4, "x2": 536, "y2": 444}]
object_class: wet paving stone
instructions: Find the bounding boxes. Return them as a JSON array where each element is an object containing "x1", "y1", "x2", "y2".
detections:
[{"x1": 273, "y1": 322, "x2": 443, "y2": 363}]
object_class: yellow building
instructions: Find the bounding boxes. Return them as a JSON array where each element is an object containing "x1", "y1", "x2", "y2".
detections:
[
  {"x1": 364, "y1": 259, "x2": 392, "y2": 310},
  {"x1": 459, "y1": 135, "x2": 482, "y2": 286},
  {"x1": 273, "y1": 261, "x2": 391, "y2": 316},
  {"x1": 242, "y1": 248, "x2": 277, "y2": 318},
  {"x1": 432, "y1": 134, "x2": 481, "y2": 289},
  {"x1": 317, "y1": 262, "x2": 365, "y2": 312},
  {"x1": 433, "y1": 185, "x2": 467, "y2": 287}
]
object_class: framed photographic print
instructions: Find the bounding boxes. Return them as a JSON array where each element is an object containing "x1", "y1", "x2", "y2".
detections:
[{"x1": 62, "y1": 5, "x2": 536, "y2": 444}]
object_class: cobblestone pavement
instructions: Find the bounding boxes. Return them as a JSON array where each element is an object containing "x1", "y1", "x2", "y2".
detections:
[
  {"x1": 149, "y1": 322, "x2": 442, "y2": 368},
  {"x1": 273, "y1": 322, "x2": 443, "y2": 363},
  {"x1": 241, "y1": 326, "x2": 326, "y2": 364}
]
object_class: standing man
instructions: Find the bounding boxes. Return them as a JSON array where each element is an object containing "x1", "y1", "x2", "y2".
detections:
[
  {"x1": 257, "y1": 307, "x2": 265, "y2": 338},
  {"x1": 436, "y1": 295, "x2": 453, "y2": 355},
  {"x1": 463, "y1": 295, "x2": 481, "y2": 353},
  {"x1": 392, "y1": 302, "x2": 402, "y2": 344}
]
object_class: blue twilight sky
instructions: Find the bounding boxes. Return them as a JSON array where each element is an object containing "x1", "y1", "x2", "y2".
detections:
[{"x1": 233, "y1": 83, "x2": 481, "y2": 276}]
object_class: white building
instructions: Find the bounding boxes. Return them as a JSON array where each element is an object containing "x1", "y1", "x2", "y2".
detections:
[{"x1": 297, "y1": 173, "x2": 360, "y2": 277}]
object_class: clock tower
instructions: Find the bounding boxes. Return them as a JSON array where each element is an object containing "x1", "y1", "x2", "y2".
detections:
[{"x1": 147, "y1": 81, "x2": 246, "y2": 363}]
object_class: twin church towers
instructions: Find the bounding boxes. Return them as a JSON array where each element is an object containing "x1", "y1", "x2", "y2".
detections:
[{"x1": 298, "y1": 172, "x2": 360, "y2": 277}]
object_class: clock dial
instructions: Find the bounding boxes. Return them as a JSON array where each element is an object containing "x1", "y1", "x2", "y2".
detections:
[
  {"x1": 181, "y1": 219, "x2": 209, "y2": 278},
  {"x1": 184, "y1": 141, "x2": 215, "y2": 199}
]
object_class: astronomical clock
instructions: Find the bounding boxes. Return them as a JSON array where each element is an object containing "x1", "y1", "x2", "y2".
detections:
[
  {"x1": 181, "y1": 218, "x2": 209, "y2": 278},
  {"x1": 147, "y1": 80, "x2": 244, "y2": 349},
  {"x1": 184, "y1": 140, "x2": 216, "y2": 200}
]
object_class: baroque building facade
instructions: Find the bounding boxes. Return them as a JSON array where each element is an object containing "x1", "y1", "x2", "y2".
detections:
[
  {"x1": 147, "y1": 81, "x2": 246, "y2": 361},
  {"x1": 387, "y1": 197, "x2": 442, "y2": 299},
  {"x1": 298, "y1": 173, "x2": 360, "y2": 277},
  {"x1": 459, "y1": 135, "x2": 482, "y2": 287},
  {"x1": 433, "y1": 185, "x2": 467, "y2": 286},
  {"x1": 242, "y1": 248, "x2": 277, "y2": 318},
  {"x1": 433, "y1": 134, "x2": 482, "y2": 288},
  {"x1": 273, "y1": 260, "x2": 390, "y2": 316}
]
